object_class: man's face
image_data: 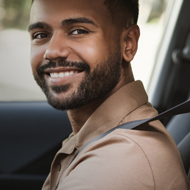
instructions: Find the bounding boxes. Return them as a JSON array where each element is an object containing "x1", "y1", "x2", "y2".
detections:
[{"x1": 29, "y1": 0, "x2": 123, "y2": 110}]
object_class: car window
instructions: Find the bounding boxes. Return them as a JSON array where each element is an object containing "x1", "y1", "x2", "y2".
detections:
[{"x1": 0, "y1": 0, "x2": 171, "y2": 101}]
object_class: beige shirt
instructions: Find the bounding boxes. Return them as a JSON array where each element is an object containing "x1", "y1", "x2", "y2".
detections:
[{"x1": 42, "y1": 81, "x2": 190, "y2": 190}]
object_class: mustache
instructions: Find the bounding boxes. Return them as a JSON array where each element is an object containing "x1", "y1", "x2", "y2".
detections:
[{"x1": 37, "y1": 59, "x2": 90, "y2": 76}]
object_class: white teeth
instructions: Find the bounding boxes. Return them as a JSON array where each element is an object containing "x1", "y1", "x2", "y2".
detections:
[
  {"x1": 65, "y1": 72, "x2": 70, "y2": 77},
  {"x1": 50, "y1": 73, "x2": 58, "y2": 78},
  {"x1": 54, "y1": 73, "x2": 59, "y2": 77},
  {"x1": 59, "y1": 72, "x2": 65, "y2": 77},
  {"x1": 50, "y1": 71, "x2": 77, "y2": 78}
]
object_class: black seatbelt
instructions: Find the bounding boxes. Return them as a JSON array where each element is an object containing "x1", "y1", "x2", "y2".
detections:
[{"x1": 70, "y1": 99, "x2": 190, "y2": 164}]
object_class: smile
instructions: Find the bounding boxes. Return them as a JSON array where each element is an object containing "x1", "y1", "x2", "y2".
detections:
[
  {"x1": 50, "y1": 71, "x2": 79, "y2": 78},
  {"x1": 44, "y1": 67, "x2": 85, "y2": 86}
]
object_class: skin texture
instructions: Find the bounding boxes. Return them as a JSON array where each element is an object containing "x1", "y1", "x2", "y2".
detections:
[{"x1": 29, "y1": 0, "x2": 140, "y2": 134}]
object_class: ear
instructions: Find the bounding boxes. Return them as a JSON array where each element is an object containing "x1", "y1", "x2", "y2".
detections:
[{"x1": 121, "y1": 25, "x2": 140, "y2": 62}]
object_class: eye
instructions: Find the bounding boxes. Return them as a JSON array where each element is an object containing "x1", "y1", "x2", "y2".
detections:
[
  {"x1": 33, "y1": 32, "x2": 50, "y2": 39},
  {"x1": 70, "y1": 29, "x2": 89, "y2": 35}
]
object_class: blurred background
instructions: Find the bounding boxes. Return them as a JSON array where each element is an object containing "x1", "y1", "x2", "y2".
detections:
[{"x1": 0, "y1": 0, "x2": 170, "y2": 101}]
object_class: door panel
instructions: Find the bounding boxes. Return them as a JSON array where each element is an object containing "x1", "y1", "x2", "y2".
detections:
[{"x1": 0, "y1": 101, "x2": 72, "y2": 189}]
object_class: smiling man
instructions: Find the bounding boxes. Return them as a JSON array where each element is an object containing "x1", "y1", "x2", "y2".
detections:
[{"x1": 29, "y1": 0, "x2": 189, "y2": 189}]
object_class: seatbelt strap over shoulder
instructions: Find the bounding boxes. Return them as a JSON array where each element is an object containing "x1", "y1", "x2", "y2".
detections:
[{"x1": 70, "y1": 99, "x2": 190, "y2": 164}]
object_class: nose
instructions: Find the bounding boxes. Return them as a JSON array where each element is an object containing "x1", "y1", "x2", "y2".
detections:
[{"x1": 44, "y1": 32, "x2": 69, "y2": 60}]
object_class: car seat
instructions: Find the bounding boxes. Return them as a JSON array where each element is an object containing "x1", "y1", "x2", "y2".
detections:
[{"x1": 166, "y1": 113, "x2": 190, "y2": 179}]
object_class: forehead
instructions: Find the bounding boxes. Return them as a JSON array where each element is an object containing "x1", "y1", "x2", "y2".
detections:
[{"x1": 30, "y1": 0, "x2": 112, "y2": 26}]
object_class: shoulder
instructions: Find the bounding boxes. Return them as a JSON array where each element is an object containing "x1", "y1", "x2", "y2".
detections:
[
  {"x1": 66, "y1": 129, "x2": 155, "y2": 190},
  {"x1": 112, "y1": 121, "x2": 189, "y2": 190},
  {"x1": 70, "y1": 123, "x2": 189, "y2": 190}
]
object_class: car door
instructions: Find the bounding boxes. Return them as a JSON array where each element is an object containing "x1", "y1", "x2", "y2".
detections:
[{"x1": 0, "y1": 101, "x2": 72, "y2": 190}]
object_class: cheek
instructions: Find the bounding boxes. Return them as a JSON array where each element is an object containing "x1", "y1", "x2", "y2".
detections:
[
  {"x1": 30, "y1": 45, "x2": 46, "y2": 73},
  {"x1": 72, "y1": 38, "x2": 111, "y2": 66}
]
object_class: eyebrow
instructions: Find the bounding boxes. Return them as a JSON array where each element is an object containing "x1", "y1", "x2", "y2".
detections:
[
  {"x1": 61, "y1": 17, "x2": 98, "y2": 27},
  {"x1": 28, "y1": 22, "x2": 52, "y2": 32},
  {"x1": 28, "y1": 17, "x2": 98, "y2": 32}
]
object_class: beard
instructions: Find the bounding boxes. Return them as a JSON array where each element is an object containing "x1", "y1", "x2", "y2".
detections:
[{"x1": 33, "y1": 49, "x2": 122, "y2": 110}]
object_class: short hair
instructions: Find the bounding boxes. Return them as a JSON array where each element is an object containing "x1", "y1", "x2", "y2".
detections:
[
  {"x1": 31, "y1": 0, "x2": 139, "y2": 25},
  {"x1": 104, "y1": 0, "x2": 139, "y2": 26}
]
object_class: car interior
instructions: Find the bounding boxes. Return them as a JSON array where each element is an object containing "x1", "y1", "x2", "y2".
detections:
[
  {"x1": 149, "y1": 0, "x2": 190, "y2": 179},
  {"x1": 0, "y1": 0, "x2": 190, "y2": 189}
]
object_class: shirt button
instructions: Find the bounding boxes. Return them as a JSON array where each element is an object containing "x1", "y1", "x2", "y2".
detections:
[{"x1": 57, "y1": 164, "x2": 61, "y2": 171}]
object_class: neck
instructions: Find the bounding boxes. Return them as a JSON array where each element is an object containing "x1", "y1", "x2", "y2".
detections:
[{"x1": 67, "y1": 95, "x2": 108, "y2": 134}]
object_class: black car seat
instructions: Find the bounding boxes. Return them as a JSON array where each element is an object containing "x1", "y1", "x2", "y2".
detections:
[
  {"x1": 167, "y1": 113, "x2": 190, "y2": 145},
  {"x1": 166, "y1": 113, "x2": 190, "y2": 179}
]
